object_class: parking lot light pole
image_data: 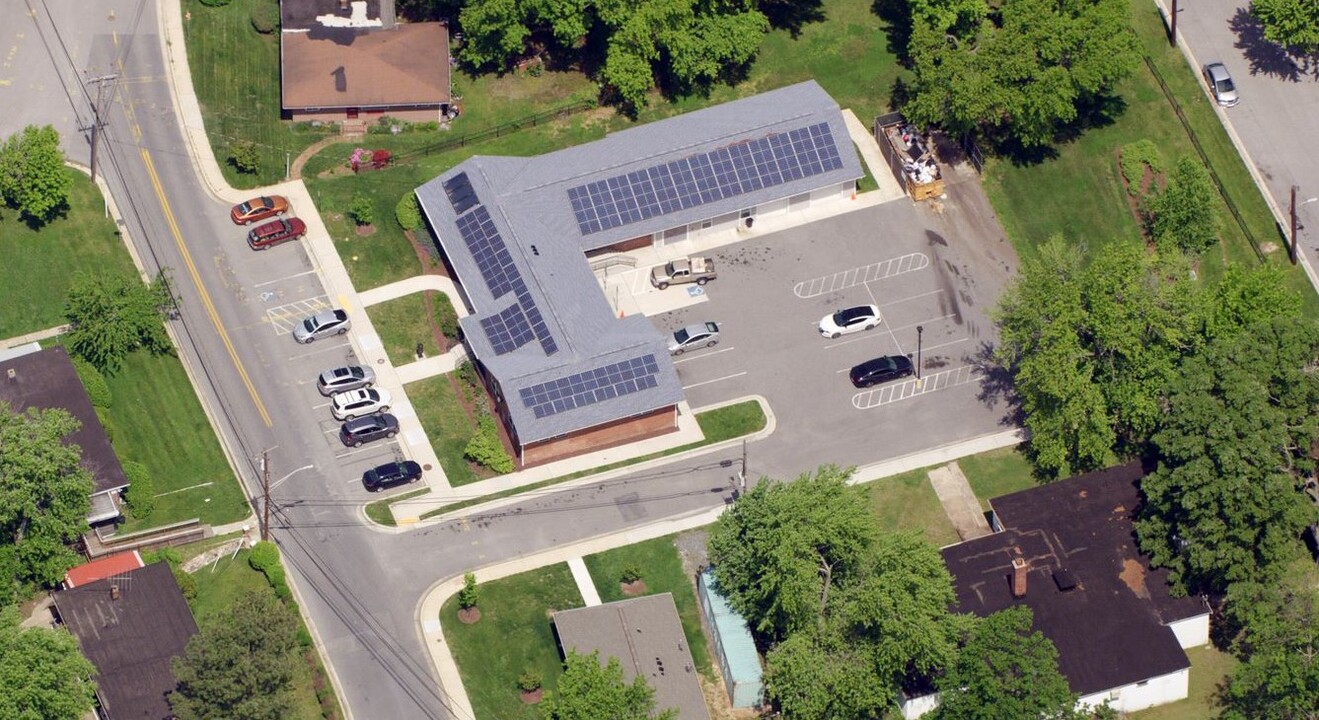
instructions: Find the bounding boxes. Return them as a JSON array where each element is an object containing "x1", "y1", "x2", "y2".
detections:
[{"x1": 916, "y1": 325, "x2": 924, "y2": 381}]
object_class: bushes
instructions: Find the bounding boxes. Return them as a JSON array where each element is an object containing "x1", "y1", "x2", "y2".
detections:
[
  {"x1": 619, "y1": 565, "x2": 642, "y2": 584},
  {"x1": 228, "y1": 140, "x2": 260, "y2": 174},
  {"x1": 73, "y1": 357, "x2": 112, "y2": 408},
  {"x1": 464, "y1": 414, "x2": 514, "y2": 473},
  {"x1": 348, "y1": 193, "x2": 375, "y2": 226},
  {"x1": 395, "y1": 193, "x2": 423, "y2": 231},
  {"x1": 433, "y1": 292, "x2": 459, "y2": 340},
  {"x1": 459, "y1": 572, "x2": 479, "y2": 609},
  {"x1": 1146, "y1": 157, "x2": 1218, "y2": 255},
  {"x1": 123, "y1": 460, "x2": 156, "y2": 520},
  {"x1": 249, "y1": 541, "x2": 296, "y2": 604},
  {"x1": 1120, "y1": 139, "x2": 1163, "y2": 195},
  {"x1": 250, "y1": 1, "x2": 279, "y2": 33}
]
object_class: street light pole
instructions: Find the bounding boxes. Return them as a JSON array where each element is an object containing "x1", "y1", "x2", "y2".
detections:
[{"x1": 916, "y1": 325, "x2": 924, "y2": 380}]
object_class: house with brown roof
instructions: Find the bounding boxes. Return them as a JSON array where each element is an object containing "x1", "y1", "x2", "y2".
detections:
[
  {"x1": 280, "y1": 0, "x2": 450, "y2": 124},
  {"x1": 53, "y1": 562, "x2": 199, "y2": 720},
  {"x1": 553, "y1": 594, "x2": 712, "y2": 719},
  {"x1": 901, "y1": 463, "x2": 1211, "y2": 718},
  {"x1": 0, "y1": 345, "x2": 130, "y2": 525}
]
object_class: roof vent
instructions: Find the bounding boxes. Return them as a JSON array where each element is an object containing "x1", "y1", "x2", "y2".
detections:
[
  {"x1": 1053, "y1": 568, "x2": 1078, "y2": 592},
  {"x1": 110, "y1": 585, "x2": 120, "y2": 600},
  {"x1": 6, "y1": 368, "x2": 15, "y2": 381}
]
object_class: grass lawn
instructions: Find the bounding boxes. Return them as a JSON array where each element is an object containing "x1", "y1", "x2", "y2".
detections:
[
  {"x1": 188, "y1": 548, "x2": 342, "y2": 720},
  {"x1": 0, "y1": 168, "x2": 138, "y2": 338},
  {"x1": 441, "y1": 564, "x2": 584, "y2": 720},
  {"x1": 406, "y1": 373, "x2": 485, "y2": 487},
  {"x1": 365, "y1": 292, "x2": 450, "y2": 366},
  {"x1": 866, "y1": 467, "x2": 960, "y2": 548},
  {"x1": 415, "y1": 400, "x2": 767, "y2": 520},
  {"x1": 583, "y1": 534, "x2": 714, "y2": 678},
  {"x1": 181, "y1": 0, "x2": 336, "y2": 189},
  {"x1": 955, "y1": 444, "x2": 1039, "y2": 510},
  {"x1": 981, "y1": 0, "x2": 1317, "y2": 310},
  {"x1": 105, "y1": 349, "x2": 248, "y2": 530},
  {"x1": 364, "y1": 488, "x2": 429, "y2": 527},
  {"x1": 1130, "y1": 645, "x2": 1236, "y2": 720}
]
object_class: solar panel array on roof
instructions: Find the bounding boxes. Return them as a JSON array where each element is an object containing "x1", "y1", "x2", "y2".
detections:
[
  {"x1": 478, "y1": 303, "x2": 535, "y2": 355},
  {"x1": 442, "y1": 172, "x2": 479, "y2": 215},
  {"x1": 456, "y1": 205, "x2": 559, "y2": 355},
  {"x1": 568, "y1": 122, "x2": 844, "y2": 236},
  {"x1": 519, "y1": 354, "x2": 661, "y2": 419}
]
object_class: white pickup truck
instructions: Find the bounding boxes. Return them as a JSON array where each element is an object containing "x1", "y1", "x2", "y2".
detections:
[{"x1": 650, "y1": 256, "x2": 717, "y2": 290}]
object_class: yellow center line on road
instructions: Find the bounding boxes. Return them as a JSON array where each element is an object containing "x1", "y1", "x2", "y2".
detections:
[{"x1": 140, "y1": 149, "x2": 273, "y2": 426}]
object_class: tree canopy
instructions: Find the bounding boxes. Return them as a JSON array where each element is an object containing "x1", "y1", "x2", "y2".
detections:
[
  {"x1": 0, "y1": 404, "x2": 92, "y2": 590},
  {"x1": 1250, "y1": 0, "x2": 1319, "y2": 54},
  {"x1": 0, "y1": 125, "x2": 72, "y2": 224},
  {"x1": 170, "y1": 589, "x2": 300, "y2": 720},
  {"x1": 1220, "y1": 576, "x2": 1319, "y2": 720},
  {"x1": 934, "y1": 606, "x2": 1077, "y2": 720},
  {"x1": 458, "y1": 0, "x2": 768, "y2": 110},
  {"x1": 904, "y1": 0, "x2": 1139, "y2": 149},
  {"x1": 64, "y1": 271, "x2": 175, "y2": 375},
  {"x1": 1136, "y1": 318, "x2": 1319, "y2": 594},
  {"x1": 0, "y1": 606, "x2": 97, "y2": 720},
  {"x1": 707, "y1": 465, "x2": 878, "y2": 641},
  {"x1": 540, "y1": 650, "x2": 676, "y2": 720},
  {"x1": 1145, "y1": 157, "x2": 1218, "y2": 255}
]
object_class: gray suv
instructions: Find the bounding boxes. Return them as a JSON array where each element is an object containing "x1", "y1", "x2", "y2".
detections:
[
  {"x1": 293, "y1": 309, "x2": 350, "y2": 344},
  {"x1": 339, "y1": 413, "x2": 399, "y2": 447},
  {"x1": 318, "y1": 365, "x2": 375, "y2": 396}
]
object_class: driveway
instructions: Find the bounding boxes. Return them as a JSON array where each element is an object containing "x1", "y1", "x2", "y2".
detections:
[{"x1": 1168, "y1": 0, "x2": 1319, "y2": 278}]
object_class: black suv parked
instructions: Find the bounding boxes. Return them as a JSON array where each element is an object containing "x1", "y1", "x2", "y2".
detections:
[
  {"x1": 362, "y1": 461, "x2": 423, "y2": 492},
  {"x1": 339, "y1": 414, "x2": 400, "y2": 447}
]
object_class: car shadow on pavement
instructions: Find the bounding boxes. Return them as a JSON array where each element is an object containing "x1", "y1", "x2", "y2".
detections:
[{"x1": 1229, "y1": 7, "x2": 1313, "y2": 82}]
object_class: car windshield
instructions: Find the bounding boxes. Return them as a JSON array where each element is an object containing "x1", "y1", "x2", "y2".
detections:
[
  {"x1": 343, "y1": 367, "x2": 362, "y2": 380},
  {"x1": 674, "y1": 328, "x2": 691, "y2": 344},
  {"x1": 302, "y1": 318, "x2": 317, "y2": 332},
  {"x1": 835, "y1": 307, "x2": 865, "y2": 324},
  {"x1": 1217, "y1": 77, "x2": 1235, "y2": 92},
  {"x1": 238, "y1": 202, "x2": 253, "y2": 213}
]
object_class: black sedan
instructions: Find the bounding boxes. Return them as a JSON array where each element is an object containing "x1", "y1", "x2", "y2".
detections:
[
  {"x1": 362, "y1": 460, "x2": 423, "y2": 492},
  {"x1": 339, "y1": 413, "x2": 400, "y2": 447},
  {"x1": 849, "y1": 355, "x2": 914, "y2": 388}
]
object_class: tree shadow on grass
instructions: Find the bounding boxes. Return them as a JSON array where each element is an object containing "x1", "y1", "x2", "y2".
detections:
[
  {"x1": 987, "y1": 91, "x2": 1126, "y2": 167},
  {"x1": 1228, "y1": 6, "x2": 1311, "y2": 81},
  {"x1": 871, "y1": 0, "x2": 913, "y2": 66},
  {"x1": 761, "y1": 0, "x2": 826, "y2": 39}
]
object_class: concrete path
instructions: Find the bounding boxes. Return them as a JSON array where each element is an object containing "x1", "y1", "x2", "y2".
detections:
[
  {"x1": 358, "y1": 274, "x2": 469, "y2": 316},
  {"x1": 567, "y1": 557, "x2": 602, "y2": 607},
  {"x1": 1, "y1": 324, "x2": 69, "y2": 349},
  {"x1": 841, "y1": 108, "x2": 907, "y2": 204},
  {"x1": 928, "y1": 461, "x2": 992, "y2": 541},
  {"x1": 394, "y1": 347, "x2": 467, "y2": 384}
]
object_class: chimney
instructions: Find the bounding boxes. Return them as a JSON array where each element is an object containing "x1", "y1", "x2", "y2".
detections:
[
  {"x1": 110, "y1": 585, "x2": 120, "y2": 600},
  {"x1": 6, "y1": 368, "x2": 15, "y2": 381},
  {"x1": 1011, "y1": 557, "x2": 1028, "y2": 598}
]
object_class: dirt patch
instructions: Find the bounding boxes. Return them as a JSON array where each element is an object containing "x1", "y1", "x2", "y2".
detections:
[
  {"x1": 621, "y1": 579, "x2": 648, "y2": 596},
  {"x1": 1115, "y1": 147, "x2": 1167, "y2": 243},
  {"x1": 181, "y1": 537, "x2": 249, "y2": 573},
  {"x1": 674, "y1": 529, "x2": 711, "y2": 577},
  {"x1": 354, "y1": 224, "x2": 377, "y2": 237},
  {"x1": 458, "y1": 607, "x2": 482, "y2": 624},
  {"x1": 520, "y1": 688, "x2": 544, "y2": 704}
]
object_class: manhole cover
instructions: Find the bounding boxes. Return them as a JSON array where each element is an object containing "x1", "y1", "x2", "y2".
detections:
[{"x1": 423, "y1": 464, "x2": 433, "y2": 471}]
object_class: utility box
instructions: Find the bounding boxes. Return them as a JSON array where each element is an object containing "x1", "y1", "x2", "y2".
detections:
[{"x1": 875, "y1": 112, "x2": 945, "y2": 202}]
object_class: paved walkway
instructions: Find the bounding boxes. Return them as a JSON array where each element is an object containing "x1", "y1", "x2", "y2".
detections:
[
  {"x1": 1, "y1": 324, "x2": 68, "y2": 349},
  {"x1": 357, "y1": 274, "x2": 469, "y2": 314},
  {"x1": 928, "y1": 461, "x2": 992, "y2": 541},
  {"x1": 567, "y1": 557, "x2": 602, "y2": 607},
  {"x1": 841, "y1": 108, "x2": 907, "y2": 203}
]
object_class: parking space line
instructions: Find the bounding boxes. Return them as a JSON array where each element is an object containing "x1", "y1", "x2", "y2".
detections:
[
  {"x1": 881, "y1": 289, "x2": 945, "y2": 307},
  {"x1": 311, "y1": 401, "x2": 332, "y2": 410},
  {"x1": 792, "y1": 253, "x2": 931, "y2": 299},
  {"x1": 682, "y1": 372, "x2": 747, "y2": 390},
  {"x1": 673, "y1": 346, "x2": 735, "y2": 364},
  {"x1": 287, "y1": 341, "x2": 352, "y2": 361},
  {"x1": 851, "y1": 365, "x2": 983, "y2": 409},
  {"x1": 254, "y1": 269, "x2": 318, "y2": 288},
  {"x1": 834, "y1": 338, "x2": 969, "y2": 374},
  {"x1": 266, "y1": 296, "x2": 331, "y2": 335},
  {"x1": 333, "y1": 443, "x2": 399, "y2": 461}
]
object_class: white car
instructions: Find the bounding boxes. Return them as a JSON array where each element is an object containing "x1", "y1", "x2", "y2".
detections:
[
  {"x1": 331, "y1": 388, "x2": 392, "y2": 421},
  {"x1": 819, "y1": 305, "x2": 881, "y2": 338}
]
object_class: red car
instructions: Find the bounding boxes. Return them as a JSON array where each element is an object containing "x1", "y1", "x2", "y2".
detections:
[
  {"x1": 247, "y1": 217, "x2": 307, "y2": 250},
  {"x1": 230, "y1": 195, "x2": 290, "y2": 225}
]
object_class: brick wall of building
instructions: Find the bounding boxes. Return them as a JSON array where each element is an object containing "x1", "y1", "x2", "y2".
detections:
[{"x1": 521, "y1": 406, "x2": 678, "y2": 466}]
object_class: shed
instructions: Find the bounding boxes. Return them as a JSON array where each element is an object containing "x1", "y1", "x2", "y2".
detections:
[{"x1": 697, "y1": 568, "x2": 764, "y2": 709}]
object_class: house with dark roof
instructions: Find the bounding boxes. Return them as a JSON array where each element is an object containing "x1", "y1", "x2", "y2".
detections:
[
  {"x1": 415, "y1": 81, "x2": 863, "y2": 464},
  {"x1": 52, "y1": 561, "x2": 199, "y2": 720},
  {"x1": 280, "y1": 0, "x2": 450, "y2": 124},
  {"x1": 901, "y1": 463, "x2": 1210, "y2": 718},
  {"x1": 0, "y1": 345, "x2": 130, "y2": 524},
  {"x1": 553, "y1": 593, "x2": 711, "y2": 720}
]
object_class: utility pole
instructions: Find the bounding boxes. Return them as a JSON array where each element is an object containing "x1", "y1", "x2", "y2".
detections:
[
  {"x1": 261, "y1": 450, "x2": 271, "y2": 541},
  {"x1": 1169, "y1": 0, "x2": 1178, "y2": 46},
  {"x1": 1292, "y1": 185, "x2": 1299, "y2": 265},
  {"x1": 85, "y1": 74, "x2": 118, "y2": 182}
]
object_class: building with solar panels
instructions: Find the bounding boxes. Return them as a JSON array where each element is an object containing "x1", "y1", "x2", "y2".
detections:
[{"x1": 415, "y1": 81, "x2": 864, "y2": 465}]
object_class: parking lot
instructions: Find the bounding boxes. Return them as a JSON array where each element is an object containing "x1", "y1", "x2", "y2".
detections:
[{"x1": 650, "y1": 192, "x2": 1017, "y2": 476}]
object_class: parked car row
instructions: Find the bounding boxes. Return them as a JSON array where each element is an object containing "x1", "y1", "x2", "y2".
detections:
[
  {"x1": 230, "y1": 195, "x2": 308, "y2": 250},
  {"x1": 669, "y1": 304, "x2": 915, "y2": 390}
]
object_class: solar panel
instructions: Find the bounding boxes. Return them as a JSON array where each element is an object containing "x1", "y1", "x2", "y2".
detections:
[
  {"x1": 566, "y1": 122, "x2": 845, "y2": 236},
  {"x1": 442, "y1": 172, "x2": 479, "y2": 214},
  {"x1": 518, "y1": 354, "x2": 662, "y2": 419},
  {"x1": 479, "y1": 303, "x2": 535, "y2": 355},
  {"x1": 457, "y1": 206, "x2": 560, "y2": 356}
]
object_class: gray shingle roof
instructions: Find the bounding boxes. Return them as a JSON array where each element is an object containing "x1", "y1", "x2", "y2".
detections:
[{"x1": 415, "y1": 81, "x2": 860, "y2": 444}]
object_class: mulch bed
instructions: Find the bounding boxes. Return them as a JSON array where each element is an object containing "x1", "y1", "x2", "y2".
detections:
[
  {"x1": 458, "y1": 606, "x2": 481, "y2": 624},
  {"x1": 620, "y1": 580, "x2": 648, "y2": 596}
]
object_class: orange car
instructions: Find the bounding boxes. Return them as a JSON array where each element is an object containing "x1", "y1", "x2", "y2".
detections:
[{"x1": 230, "y1": 195, "x2": 289, "y2": 225}]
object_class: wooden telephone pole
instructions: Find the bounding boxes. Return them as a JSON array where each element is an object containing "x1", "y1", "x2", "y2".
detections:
[
  {"x1": 85, "y1": 74, "x2": 118, "y2": 182},
  {"x1": 261, "y1": 450, "x2": 271, "y2": 541}
]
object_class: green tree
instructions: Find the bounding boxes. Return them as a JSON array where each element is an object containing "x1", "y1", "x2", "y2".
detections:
[
  {"x1": 0, "y1": 405, "x2": 92, "y2": 587},
  {"x1": 227, "y1": 140, "x2": 259, "y2": 175},
  {"x1": 540, "y1": 650, "x2": 676, "y2": 720},
  {"x1": 1137, "y1": 319, "x2": 1319, "y2": 594},
  {"x1": 0, "y1": 606, "x2": 97, "y2": 720},
  {"x1": 348, "y1": 193, "x2": 375, "y2": 226},
  {"x1": 765, "y1": 626, "x2": 890, "y2": 719},
  {"x1": 0, "y1": 125, "x2": 73, "y2": 223},
  {"x1": 1201, "y1": 264, "x2": 1302, "y2": 342},
  {"x1": 1250, "y1": 0, "x2": 1319, "y2": 54},
  {"x1": 64, "y1": 271, "x2": 174, "y2": 375},
  {"x1": 170, "y1": 589, "x2": 300, "y2": 720},
  {"x1": 905, "y1": 0, "x2": 1139, "y2": 149},
  {"x1": 1146, "y1": 157, "x2": 1218, "y2": 254},
  {"x1": 708, "y1": 465, "x2": 877, "y2": 641},
  {"x1": 934, "y1": 607, "x2": 1077, "y2": 720},
  {"x1": 1220, "y1": 578, "x2": 1319, "y2": 720},
  {"x1": 459, "y1": 0, "x2": 768, "y2": 111}
]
